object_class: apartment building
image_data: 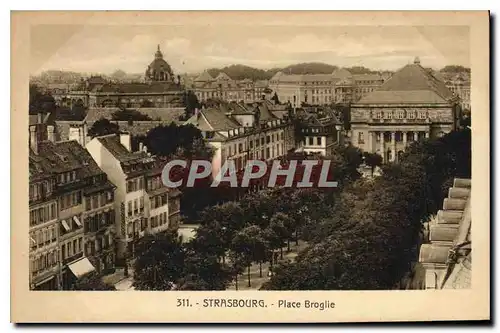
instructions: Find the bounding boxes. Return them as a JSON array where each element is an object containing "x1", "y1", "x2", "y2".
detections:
[
  {"x1": 29, "y1": 117, "x2": 115, "y2": 289},
  {"x1": 296, "y1": 109, "x2": 343, "y2": 156},
  {"x1": 86, "y1": 133, "x2": 181, "y2": 261},
  {"x1": 190, "y1": 71, "x2": 271, "y2": 104},
  {"x1": 269, "y1": 68, "x2": 385, "y2": 108},
  {"x1": 184, "y1": 101, "x2": 295, "y2": 178}
]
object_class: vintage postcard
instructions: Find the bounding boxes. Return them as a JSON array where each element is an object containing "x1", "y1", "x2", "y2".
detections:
[{"x1": 11, "y1": 11, "x2": 490, "y2": 323}]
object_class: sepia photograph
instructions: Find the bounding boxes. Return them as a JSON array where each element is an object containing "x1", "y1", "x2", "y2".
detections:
[{"x1": 11, "y1": 10, "x2": 490, "y2": 323}]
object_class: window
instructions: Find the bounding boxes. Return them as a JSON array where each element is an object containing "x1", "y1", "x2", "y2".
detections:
[
  {"x1": 139, "y1": 197, "x2": 144, "y2": 212},
  {"x1": 266, "y1": 136, "x2": 270, "y2": 144},
  {"x1": 255, "y1": 139, "x2": 260, "y2": 148},
  {"x1": 128, "y1": 201, "x2": 132, "y2": 217},
  {"x1": 407, "y1": 110, "x2": 416, "y2": 119},
  {"x1": 308, "y1": 137, "x2": 314, "y2": 146},
  {"x1": 395, "y1": 110, "x2": 405, "y2": 119},
  {"x1": 261, "y1": 138, "x2": 265, "y2": 145},
  {"x1": 266, "y1": 148, "x2": 270, "y2": 159},
  {"x1": 249, "y1": 140, "x2": 253, "y2": 149},
  {"x1": 417, "y1": 111, "x2": 427, "y2": 119},
  {"x1": 358, "y1": 132, "x2": 365, "y2": 144},
  {"x1": 317, "y1": 137, "x2": 322, "y2": 146},
  {"x1": 384, "y1": 111, "x2": 393, "y2": 119}
]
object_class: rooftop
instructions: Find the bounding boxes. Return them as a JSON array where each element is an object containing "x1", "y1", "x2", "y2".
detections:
[
  {"x1": 97, "y1": 135, "x2": 148, "y2": 163},
  {"x1": 419, "y1": 178, "x2": 472, "y2": 289},
  {"x1": 356, "y1": 60, "x2": 456, "y2": 105}
]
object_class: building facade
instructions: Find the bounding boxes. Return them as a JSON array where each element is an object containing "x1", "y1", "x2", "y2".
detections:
[
  {"x1": 350, "y1": 58, "x2": 462, "y2": 163},
  {"x1": 61, "y1": 45, "x2": 185, "y2": 109},
  {"x1": 85, "y1": 134, "x2": 181, "y2": 262},
  {"x1": 29, "y1": 117, "x2": 115, "y2": 290},
  {"x1": 184, "y1": 101, "x2": 295, "y2": 178},
  {"x1": 268, "y1": 69, "x2": 385, "y2": 108},
  {"x1": 190, "y1": 71, "x2": 271, "y2": 104},
  {"x1": 296, "y1": 109, "x2": 343, "y2": 156}
]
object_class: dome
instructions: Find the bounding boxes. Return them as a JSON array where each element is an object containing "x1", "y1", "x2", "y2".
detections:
[{"x1": 145, "y1": 44, "x2": 174, "y2": 82}]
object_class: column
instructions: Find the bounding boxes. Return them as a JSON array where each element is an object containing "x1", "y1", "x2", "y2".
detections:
[
  {"x1": 367, "y1": 131, "x2": 373, "y2": 152},
  {"x1": 425, "y1": 131, "x2": 430, "y2": 139},
  {"x1": 403, "y1": 131, "x2": 407, "y2": 149},
  {"x1": 379, "y1": 132, "x2": 384, "y2": 162},
  {"x1": 391, "y1": 132, "x2": 396, "y2": 162},
  {"x1": 414, "y1": 131, "x2": 418, "y2": 141}
]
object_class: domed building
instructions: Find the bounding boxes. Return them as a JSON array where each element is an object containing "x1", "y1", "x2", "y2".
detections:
[{"x1": 145, "y1": 45, "x2": 175, "y2": 82}]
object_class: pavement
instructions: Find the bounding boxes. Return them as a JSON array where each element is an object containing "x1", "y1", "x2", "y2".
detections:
[
  {"x1": 100, "y1": 241, "x2": 308, "y2": 291},
  {"x1": 102, "y1": 267, "x2": 135, "y2": 291},
  {"x1": 227, "y1": 241, "x2": 308, "y2": 291}
]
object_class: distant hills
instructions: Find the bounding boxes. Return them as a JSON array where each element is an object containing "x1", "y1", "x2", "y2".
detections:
[{"x1": 31, "y1": 63, "x2": 471, "y2": 85}]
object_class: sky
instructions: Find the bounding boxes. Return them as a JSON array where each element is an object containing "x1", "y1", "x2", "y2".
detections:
[{"x1": 30, "y1": 25, "x2": 470, "y2": 75}]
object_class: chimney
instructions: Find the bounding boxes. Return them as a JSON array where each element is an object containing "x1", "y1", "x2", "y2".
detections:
[
  {"x1": 29, "y1": 126, "x2": 38, "y2": 154},
  {"x1": 120, "y1": 133, "x2": 131, "y2": 152},
  {"x1": 47, "y1": 125, "x2": 55, "y2": 142}
]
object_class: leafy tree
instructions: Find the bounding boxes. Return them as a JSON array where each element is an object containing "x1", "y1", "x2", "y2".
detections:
[
  {"x1": 440, "y1": 65, "x2": 471, "y2": 74},
  {"x1": 230, "y1": 225, "x2": 268, "y2": 287},
  {"x1": 88, "y1": 118, "x2": 120, "y2": 138},
  {"x1": 263, "y1": 129, "x2": 471, "y2": 290},
  {"x1": 29, "y1": 83, "x2": 56, "y2": 114},
  {"x1": 176, "y1": 245, "x2": 232, "y2": 290},
  {"x1": 144, "y1": 123, "x2": 213, "y2": 160},
  {"x1": 363, "y1": 152, "x2": 383, "y2": 176},
  {"x1": 70, "y1": 272, "x2": 116, "y2": 291},
  {"x1": 133, "y1": 231, "x2": 186, "y2": 290}
]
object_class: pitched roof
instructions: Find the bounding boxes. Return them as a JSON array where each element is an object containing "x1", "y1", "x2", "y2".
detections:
[
  {"x1": 356, "y1": 63, "x2": 456, "y2": 104},
  {"x1": 331, "y1": 68, "x2": 353, "y2": 79},
  {"x1": 352, "y1": 73, "x2": 383, "y2": 82},
  {"x1": 97, "y1": 135, "x2": 148, "y2": 163},
  {"x1": 198, "y1": 108, "x2": 241, "y2": 131},
  {"x1": 216, "y1": 72, "x2": 232, "y2": 81},
  {"x1": 194, "y1": 71, "x2": 214, "y2": 82},
  {"x1": 30, "y1": 140, "x2": 103, "y2": 180}
]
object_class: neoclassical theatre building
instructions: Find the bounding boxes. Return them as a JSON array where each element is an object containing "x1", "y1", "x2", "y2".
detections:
[{"x1": 350, "y1": 58, "x2": 462, "y2": 163}]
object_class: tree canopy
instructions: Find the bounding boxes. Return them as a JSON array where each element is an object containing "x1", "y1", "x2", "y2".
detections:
[
  {"x1": 88, "y1": 118, "x2": 120, "y2": 138},
  {"x1": 261, "y1": 128, "x2": 471, "y2": 290}
]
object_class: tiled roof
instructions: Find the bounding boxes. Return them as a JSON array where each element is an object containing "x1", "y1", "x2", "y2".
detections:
[
  {"x1": 198, "y1": 108, "x2": 241, "y2": 131},
  {"x1": 357, "y1": 63, "x2": 455, "y2": 105},
  {"x1": 30, "y1": 140, "x2": 103, "y2": 181},
  {"x1": 97, "y1": 135, "x2": 148, "y2": 163},
  {"x1": 419, "y1": 178, "x2": 471, "y2": 289},
  {"x1": 256, "y1": 103, "x2": 277, "y2": 122},
  {"x1": 355, "y1": 90, "x2": 451, "y2": 104},
  {"x1": 352, "y1": 73, "x2": 383, "y2": 82}
]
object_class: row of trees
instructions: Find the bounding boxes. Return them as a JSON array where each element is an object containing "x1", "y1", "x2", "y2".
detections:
[
  {"x1": 132, "y1": 145, "x2": 365, "y2": 290},
  {"x1": 261, "y1": 128, "x2": 471, "y2": 290}
]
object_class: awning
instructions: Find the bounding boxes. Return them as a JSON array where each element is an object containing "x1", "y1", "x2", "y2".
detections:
[
  {"x1": 68, "y1": 257, "x2": 95, "y2": 278},
  {"x1": 61, "y1": 220, "x2": 71, "y2": 232},
  {"x1": 73, "y1": 216, "x2": 82, "y2": 227}
]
